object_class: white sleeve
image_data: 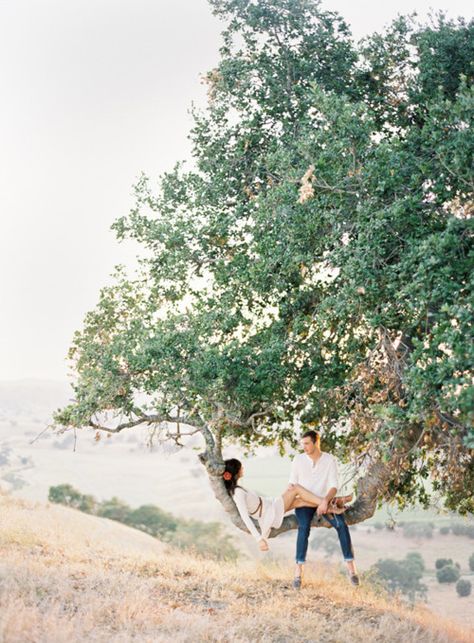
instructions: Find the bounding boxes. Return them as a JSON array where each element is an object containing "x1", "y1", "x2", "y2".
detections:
[
  {"x1": 289, "y1": 456, "x2": 299, "y2": 484},
  {"x1": 233, "y1": 488, "x2": 262, "y2": 542},
  {"x1": 327, "y1": 456, "x2": 339, "y2": 493}
]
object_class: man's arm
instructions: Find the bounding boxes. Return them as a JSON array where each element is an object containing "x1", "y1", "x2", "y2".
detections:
[
  {"x1": 317, "y1": 456, "x2": 339, "y2": 516},
  {"x1": 317, "y1": 488, "x2": 337, "y2": 516}
]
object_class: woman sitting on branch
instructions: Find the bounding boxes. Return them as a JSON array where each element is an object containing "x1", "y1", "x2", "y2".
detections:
[{"x1": 223, "y1": 458, "x2": 352, "y2": 551}]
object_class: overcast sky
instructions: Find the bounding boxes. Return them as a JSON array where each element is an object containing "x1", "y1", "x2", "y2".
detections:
[{"x1": 0, "y1": 0, "x2": 472, "y2": 383}]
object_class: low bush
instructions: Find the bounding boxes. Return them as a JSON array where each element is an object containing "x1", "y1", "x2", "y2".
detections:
[
  {"x1": 456, "y1": 579, "x2": 472, "y2": 597},
  {"x1": 370, "y1": 553, "x2": 427, "y2": 604},
  {"x1": 436, "y1": 565, "x2": 460, "y2": 584},
  {"x1": 450, "y1": 521, "x2": 474, "y2": 537},
  {"x1": 435, "y1": 558, "x2": 453, "y2": 570}
]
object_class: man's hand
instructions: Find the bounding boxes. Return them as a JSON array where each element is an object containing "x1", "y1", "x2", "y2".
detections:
[
  {"x1": 317, "y1": 500, "x2": 329, "y2": 516},
  {"x1": 259, "y1": 538, "x2": 269, "y2": 551}
]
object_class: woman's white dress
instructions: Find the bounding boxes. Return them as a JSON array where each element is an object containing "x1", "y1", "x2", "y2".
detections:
[{"x1": 233, "y1": 486, "x2": 285, "y2": 542}]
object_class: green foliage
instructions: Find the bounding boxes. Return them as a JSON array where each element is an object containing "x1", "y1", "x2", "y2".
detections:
[
  {"x1": 48, "y1": 484, "x2": 97, "y2": 514},
  {"x1": 48, "y1": 484, "x2": 239, "y2": 561},
  {"x1": 451, "y1": 522, "x2": 474, "y2": 537},
  {"x1": 405, "y1": 551, "x2": 425, "y2": 573},
  {"x1": 456, "y1": 579, "x2": 472, "y2": 597},
  {"x1": 372, "y1": 553, "x2": 427, "y2": 603},
  {"x1": 439, "y1": 526, "x2": 450, "y2": 535},
  {"x1": 53, "y1": 0, "x2": 474, "y2": 512},
  {"x1": 436, "y1": 564, "x2": 461, "y2": 584},
  {"x1": 96, "y1": 496, "x2": 133, "y2": 523},
  {"x1": 125, "y1": 504, "x2": 179, "y2": 538},
  {"x1": 435, "y1": 558, "x2": 453, "y2": 570}
]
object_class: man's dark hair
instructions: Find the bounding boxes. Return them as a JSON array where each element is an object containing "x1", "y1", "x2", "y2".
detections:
[{"x1": 302, "y1": 429, "x2": 320, "y2": 443}]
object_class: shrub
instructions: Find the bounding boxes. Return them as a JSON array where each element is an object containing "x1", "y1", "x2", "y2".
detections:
[
  {"x1": 453, "y1": 522, "x2": 474, "y2": 537},
  {"x1": 371, "y1": 554, "x2": 427, "y2": 604},
  {"x1": 435, "y1": 558, "x2": 453, "y2": 570},
  {"x1": 439, "y1": 526, "x2": 450, "y2": 535},
  {"x1": 451, "y1": 522, "x2": 467, "y2": 536},
  {"x1": 436, "y1": 565, "x2": 460, "y2": 584},
  {"x1": 456, "y1": 579, "x2": 472, "y2": 597},
  {"x1": 465, "y1": 525, "x2": 474, "y2": 539},
  {"x1": 373, "y1": 522, "x2": 384, "y2": 530},
  {"x1": 126, "y1": 504, "x2": 178, "y2": 538},
  {"x1": 96, "y1": 497, "x2": 132, "y2": 523},
  {"x1": 406, "y1": 552, "x2": 425, "y2": 573},
  {"x1": 49, "y1": 483, "x2": 97, "y2": 513}
]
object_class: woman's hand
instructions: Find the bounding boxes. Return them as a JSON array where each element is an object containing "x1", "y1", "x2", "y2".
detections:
[
  {"x1": 259, "y1": 538, "x2": 269, "y2": 551},
  {"x1": 317, "y1": 499, "x2": 329, "y2": 516}
]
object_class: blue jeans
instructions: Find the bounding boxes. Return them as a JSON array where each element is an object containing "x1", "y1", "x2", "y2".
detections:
[{"x1": 295, "y1": 506, "x2": 354, "y2": 564}]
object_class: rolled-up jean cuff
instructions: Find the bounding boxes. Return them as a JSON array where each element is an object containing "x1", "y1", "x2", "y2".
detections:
[
  {"x1": 344, "y1": 557, "x2": 354, "y2": 562},
  {"x1": 296, "y1": 560, "x2": 305, "y2": 564}
]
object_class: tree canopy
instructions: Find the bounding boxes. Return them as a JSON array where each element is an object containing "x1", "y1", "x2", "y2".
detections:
[{"x1": 53, "y1": 0, "x2": 474, "y2": 533}]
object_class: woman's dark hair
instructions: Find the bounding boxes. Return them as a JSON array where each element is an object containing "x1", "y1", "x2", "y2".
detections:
[{"x1": 223, "y1": 458, "x2": 242, "y2": 496}]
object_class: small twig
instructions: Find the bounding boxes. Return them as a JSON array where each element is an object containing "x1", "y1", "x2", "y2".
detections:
[{"x1": 29, "y1": 424, "x2": 53, "y2": 445}]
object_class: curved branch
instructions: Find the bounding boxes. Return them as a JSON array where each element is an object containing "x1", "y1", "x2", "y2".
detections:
[{"x1": 88, "y1": 411, "x2": 203, "y2": 434}]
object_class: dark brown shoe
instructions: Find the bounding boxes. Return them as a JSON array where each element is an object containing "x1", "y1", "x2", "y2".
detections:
[{"x1": 350, "y1": 574, "x2": 360, "y2": 587}]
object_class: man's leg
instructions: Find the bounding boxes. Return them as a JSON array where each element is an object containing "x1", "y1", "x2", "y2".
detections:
[
  {"x1": 322, "y1": 512, "x2": 359, "y2": 583},
  {"x1": 294, "y1": 506, "x2": 316, "y2": 587}
]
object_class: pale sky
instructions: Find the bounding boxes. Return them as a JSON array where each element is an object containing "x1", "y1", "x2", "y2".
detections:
[{"x1": 0, "y1": 0, "x2": 472, "y2": 382}]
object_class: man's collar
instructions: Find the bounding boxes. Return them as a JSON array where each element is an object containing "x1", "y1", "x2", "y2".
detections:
[{"x1": 304, "y1": 450, "x2": 324, "y2": 463}]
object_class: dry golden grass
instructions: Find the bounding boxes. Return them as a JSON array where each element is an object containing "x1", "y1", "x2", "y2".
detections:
[{"x1": 0, "y1": 491, "x2": 472, "y2": 643}]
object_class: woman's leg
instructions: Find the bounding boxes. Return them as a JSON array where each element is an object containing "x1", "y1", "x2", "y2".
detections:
[
  {"x1": 283, "y1": 485, "x2": 351, "y2": 513},
  {"x1": 282, "y1": 484, "x2": 324, "y2": 512}
]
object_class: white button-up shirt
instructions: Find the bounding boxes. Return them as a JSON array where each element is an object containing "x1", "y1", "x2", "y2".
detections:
[{"x1": 289, "y1": 452, "x2": 339, "y2": 498}]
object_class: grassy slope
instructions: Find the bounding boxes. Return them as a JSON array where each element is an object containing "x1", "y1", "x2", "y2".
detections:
[{"x1": 0, "y1": 492, "x2": 471, "y2": 643}]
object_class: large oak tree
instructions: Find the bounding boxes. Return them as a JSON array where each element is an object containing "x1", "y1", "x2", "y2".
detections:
[{"x1": 54, "y1": 0, "x2": 474, "y2": 536}]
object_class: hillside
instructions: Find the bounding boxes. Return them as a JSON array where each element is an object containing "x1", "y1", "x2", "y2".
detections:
[
  {"x1": 1, "y1": 379, "x2": 474, "y2": 632},
  {"x1": 0, "y1": 492, "x2": 471, "y2": 643}
]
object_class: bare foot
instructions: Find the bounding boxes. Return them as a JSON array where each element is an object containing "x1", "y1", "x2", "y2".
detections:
[
  {"x1": 333, "y1": 494, "x2": 353, "y2": 508},
  {"x1": 259, "y1": 539, "x2": 269, "y2": 551},
  {"x1": 328, "y1": 500, "x2": 350, "y2": 514}
]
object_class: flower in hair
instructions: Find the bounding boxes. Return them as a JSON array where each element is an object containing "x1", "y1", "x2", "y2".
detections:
[{"x1": 223, "y1": 471, "x2": 232, "y2": 481}]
